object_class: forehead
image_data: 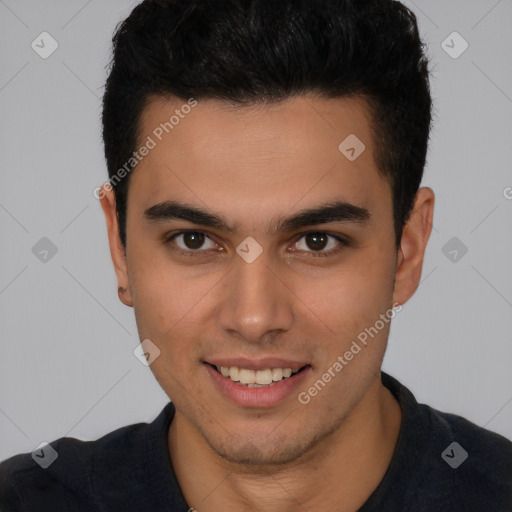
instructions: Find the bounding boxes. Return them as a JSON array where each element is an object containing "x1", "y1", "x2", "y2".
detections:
[{"x1": 129, "y1": 94, "x2": 391, "y2": 226}]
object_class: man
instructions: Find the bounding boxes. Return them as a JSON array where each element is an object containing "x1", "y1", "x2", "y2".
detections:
[{"x1": 1, "y1": 0, "x2": 511, "y2": 510}]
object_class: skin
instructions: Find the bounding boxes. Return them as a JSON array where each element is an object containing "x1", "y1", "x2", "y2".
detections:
[{"x1": 100, "y1": 94, "x2": 434, "y2": 511}]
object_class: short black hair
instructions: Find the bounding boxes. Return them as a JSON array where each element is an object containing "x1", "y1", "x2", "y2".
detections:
[{"x1": 102, "y1": 0, "x2": 432, "y2": 249}]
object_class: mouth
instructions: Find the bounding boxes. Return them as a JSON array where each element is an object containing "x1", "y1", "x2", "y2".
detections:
[
  {"x1": 203, "y1": 360, "x2": 313, "y2": 407},
  {"x1": 205, "y1": 363, "x2": 310, "y2": 388}
]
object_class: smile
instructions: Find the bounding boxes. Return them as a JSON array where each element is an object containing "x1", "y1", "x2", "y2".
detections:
[
  {"x1": 204, "y1": 362, "x2": 312, "y2": 407},
  {"x1": 210, "y1": 364, "x2": 307, "y2": 387}
]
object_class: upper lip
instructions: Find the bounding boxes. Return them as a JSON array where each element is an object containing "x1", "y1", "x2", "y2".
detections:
[{"x1": 205, "y1": 358, "x2": 310, "y2": 372}]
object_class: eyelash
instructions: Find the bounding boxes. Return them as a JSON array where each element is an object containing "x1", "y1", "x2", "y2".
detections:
[{"x1": 163, "y1": 230, "x2": 350, "y2": 258}]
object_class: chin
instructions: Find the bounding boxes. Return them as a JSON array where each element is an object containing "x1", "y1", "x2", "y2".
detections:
[
  {"x1": 201, "y1": 427, "x2": 320, "y2": 468},
  {"x1": 217, "y1": 441, "x2": 306, "y2": 467}
]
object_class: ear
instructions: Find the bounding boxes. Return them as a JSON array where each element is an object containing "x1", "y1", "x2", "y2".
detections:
[
  {"x1": 99, "y1": 184, "x2": 134, "y2": 307},
  {"x1": 392, "y1": 187, "x2": 435, "y2": 306}
]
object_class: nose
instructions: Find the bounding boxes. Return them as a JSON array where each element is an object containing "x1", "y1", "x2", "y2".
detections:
[{"x1": 216, "y1": 248, "x2": 295, "y2": 345}]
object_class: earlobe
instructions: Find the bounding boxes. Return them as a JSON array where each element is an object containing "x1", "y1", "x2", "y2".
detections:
[
  {"x1": 117, "y1": 285, "x2": 133, "y2": 306},
  {"x1": 99, "y1": 184, "x2": 134, "y2": 307},
  {"x1": 392, "y1": 187, "x2": 435, "y2": 306}
]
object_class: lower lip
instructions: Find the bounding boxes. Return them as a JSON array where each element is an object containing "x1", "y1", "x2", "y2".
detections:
[{"x1": 204, "y1": 364, "x2": 311, "y2": 408}]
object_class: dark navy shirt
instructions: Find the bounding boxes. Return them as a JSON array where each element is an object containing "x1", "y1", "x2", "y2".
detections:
[{"x1": 1, "y1": 372, "x2": 511, "y2": 511}]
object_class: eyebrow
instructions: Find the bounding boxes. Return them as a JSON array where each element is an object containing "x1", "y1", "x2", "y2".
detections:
[{"x1": 143, "y1": 200, "x2": 370, "y2": 234}]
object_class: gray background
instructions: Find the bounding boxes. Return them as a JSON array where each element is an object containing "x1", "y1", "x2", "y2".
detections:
[{"x1": 1, "y1": 0, "x2": 511, "y2": 462}]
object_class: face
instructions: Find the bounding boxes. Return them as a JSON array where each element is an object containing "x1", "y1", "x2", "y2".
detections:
[{"x1": 102, "y1": 94, "x2": 424, "y2": 466}]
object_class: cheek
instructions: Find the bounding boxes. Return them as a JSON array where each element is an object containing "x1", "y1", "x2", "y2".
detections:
[
  {"x1": 127, "y1": 245, "x2": 221, "y2": 348},
  {"x1": 127, "y1": 244, "x2": 182, "y2": 337},
  {"x1": 305, "y1": 263, "x2": 395, "y2": 387},
  {"x1": 304, "y1": 254, "x2": 394, "y2": 336}
]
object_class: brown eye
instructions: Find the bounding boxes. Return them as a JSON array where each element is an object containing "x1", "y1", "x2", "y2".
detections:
[
  {"x1": 168, "y1": 231, "x2": 217, "y2": 252},
  {"x1": 181, "y1": 232, "x2": 205, "y2": 249},
  {"x1": 304, "y1": 232, "x2": 329, "y2": 251},
  {"x1": 293, "y1": 232, "x2": 347, "y2": 256}
]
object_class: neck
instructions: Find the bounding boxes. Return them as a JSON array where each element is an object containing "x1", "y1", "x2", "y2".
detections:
[{"x1": 168, "y1": 377, "x2": 402, "y2": 512}]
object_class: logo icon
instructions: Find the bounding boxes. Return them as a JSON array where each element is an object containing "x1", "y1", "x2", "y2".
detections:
[
  {"x1": 32, "y1": 237, "x2": 58, "y2": 263},
  {"x1": 339, "y1": 134, "x2": 366, "y2": 161},
  {"x1": 134, "y1": 338, "x2": 161, "y2": 366},
  {"x1": 31, "y1": 32, "x2": 59, "y2": 59},
  {"x1": 442, "y1": 442, "x2": 468, "y2": 468},
  {"x1": 31, "y1": 442, "x2": 58, "y2": 469},
  {"x1": 236, "y1": 237, "x2": 263, "y2": 264},
  {"x1": 442, "y1": 236, "x2": 468, "y2": 263},
  {"x1": 441, "y1": 32, "x2": 468, "y2": 59}
]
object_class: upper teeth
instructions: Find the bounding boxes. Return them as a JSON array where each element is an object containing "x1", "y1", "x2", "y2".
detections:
[{"x1": 218, "y1": 366, "x2": 299, "y2": 385}]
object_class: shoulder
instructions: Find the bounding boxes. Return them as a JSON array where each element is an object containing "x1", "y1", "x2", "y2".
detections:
[
  {"x1": 380, "y1": 373, "x2": 512, "y2": 510},
  {"x1": 426, "y1": 405, "x2": 512, "y2": 484},
  {"x1": 0, "y1": 418, "x2": 154, "y2": 510},
  {"x1": 410, "y1": 400, "x2": 512, "y2": 510}
]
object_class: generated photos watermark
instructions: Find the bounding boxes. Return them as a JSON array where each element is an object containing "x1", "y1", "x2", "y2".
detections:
[
  {"x1": 94, "y1": 98, "x2": 198, "y2": 200},
  {"x1": 298, "y1": 302, "x2": 403, "y2": 405}
]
